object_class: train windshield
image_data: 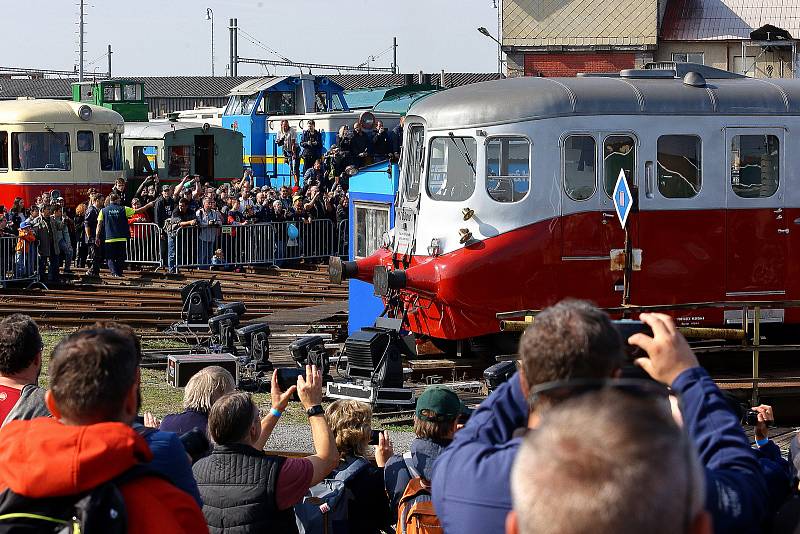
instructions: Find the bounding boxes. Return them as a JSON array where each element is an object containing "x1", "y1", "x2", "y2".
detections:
[
  {"x1": 427, "y1": 136, "x2": 476, "y2": 202},
  {"x1": 225, "y1": 93, "x2": 259, "y2": 115},
  {"x1": 402, "y1": 125, "x2": 425, "y2": 200},
  {"x1": 11, "y1": 132, "x2": 71, "y2": 171}
]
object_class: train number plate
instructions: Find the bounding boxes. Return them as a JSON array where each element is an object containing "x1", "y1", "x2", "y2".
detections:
[{"x1": 395, "y1": 207, "x2": 416, "y2": 254}]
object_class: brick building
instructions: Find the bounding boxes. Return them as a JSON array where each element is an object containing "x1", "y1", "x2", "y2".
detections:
[{"x1": 502, "y1": 0, "x2": 800, "y2": 78}]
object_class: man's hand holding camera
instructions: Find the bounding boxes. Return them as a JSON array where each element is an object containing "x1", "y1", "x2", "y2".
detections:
[
  {"x1": 297, "y1": 364, "x2": 323, "y2": 410},
  {"x1": 270, "y1": 369, "x2": 297, "y2": 414},
  {"x1": 628, "y1": 312, "x2": 699, "y2": 386}
]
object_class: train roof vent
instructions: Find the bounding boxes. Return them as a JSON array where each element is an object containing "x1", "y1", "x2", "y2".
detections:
[
  {"x1": 643, "y1": 62, "x2": 745, "y2": 79},
  {"x1": 683, "y1": 71, "x2": 707, "y2": 88}
]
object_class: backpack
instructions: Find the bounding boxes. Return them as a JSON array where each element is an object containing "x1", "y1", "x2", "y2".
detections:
[
  {"x1": 294, "y1": 456, "x2": 369, "y2": 534},
  {"x1": 395, "y1": 453, "x2": 443, "y2": 534},
  {"x1": 0, "y1": 464, "x2": 155, "y2": 534}
]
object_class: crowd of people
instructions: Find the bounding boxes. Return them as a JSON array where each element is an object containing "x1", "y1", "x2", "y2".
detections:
[{"x1": 3, "y1": 299, "x2": 799, "y2": 532}]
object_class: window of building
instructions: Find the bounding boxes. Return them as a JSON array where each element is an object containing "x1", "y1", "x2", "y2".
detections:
[
  {"x1": 354, "y1": 202, "x2": 390, "y2": 259},
  {"x1": 486, "y1": 137, "x2": 530, "y2": 202},
  {"x1": 730, "y1": 135, "x2": 779, "y2": 198},
  {"x1": 427, "y1": 136, "x2": 476, "y2": 202},
  {"x1": 672, "y1": 52, "x2": 704, "y2": 64},
  {"x1": 603, "y1": 136, "x2": 635, "y2": 196},
  {"x1": 77, "y1": 131, "x2": 94, "y2": 152},
  {"x1": 403, "y1": 125, "x2": 425, "y2": 201},
  {"x1": 168, "y1": 146, "x2": 191, "y2": 177},
  {"x1": 0, "y1": 132, "x2": 8, "y2": 171},
  {"x1": 133, "y1": 145, "x2": 158, "y2": 176},
  {"x1": 11, "y1": 132, "x2": 71, "y2": 171},
  {"x1": 99, "y1": 133, "x2": 122, "y2": 171},
  {"x1": 732, "y1": 56, "x2": 757, "y2": 76},
  {"x1": 657, "y1": 135, "x2": 701, "y2": 198},
  {"x1": 564, "y1": 135, "x2": 596, "y2": 201}
]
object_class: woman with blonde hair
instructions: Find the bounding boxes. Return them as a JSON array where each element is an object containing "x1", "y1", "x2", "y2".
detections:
[
  {"x1": 324, "y1": 399, "x2": 394, "y2": 533},
  {"x1": 160, "y1": 365, "x2": 236, "y2": 438}
]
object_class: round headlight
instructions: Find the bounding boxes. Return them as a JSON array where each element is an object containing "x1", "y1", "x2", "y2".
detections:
[{"x1": 78, "y1": 105, "x2": 92, "y2": 121}]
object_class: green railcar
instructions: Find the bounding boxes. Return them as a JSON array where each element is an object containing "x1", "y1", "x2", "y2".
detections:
[{"x1": 72, "y1": 80, "x2": 149, "y2": 122}]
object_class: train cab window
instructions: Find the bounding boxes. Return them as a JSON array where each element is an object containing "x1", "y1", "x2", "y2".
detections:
[
  {"x1": 731, "y1": 135, "x2": 779, "y2": 198},
  {"x1": 486, "y1": 137, "x2": 530, "y2": 202},
  {"x1": 427, "y1": 136, "x2": 476, "y2": 202},
  {"x1": 354, "y1": 202, "x2": 390, "y2": 259},
  {"x1": 103, "y1": 84, "x2": 123, "y2": 103},
  {"x1": 227, "y1": 93, "x2": 259, "y2": 115},
  {"x1": 603, "y1": 136, "x2": 635, "y2": 196},
  {"x1": 168, "y1": 146, "x2": 191, "y2": 177},
  {"x1": 263, "y1": 92, "x2": 296, "y2": 115},
  {"x1": 564, "y1": 135, "x2": 596, "y2": 201},
  {"x1": 133, "y1": 146, "x2": 157, "y2": 176},
  {"x1": 100, "y1": 133, "x2": 122, "y2": 171},
  {"x1": 123, "y1": 84, "x2": 142, "y2": 102},
  {"x1": 403, "y1": 125, "x2": 425, "y2": 200},
  {"x1": 0, "y1": 132, "x2": 7, "y2": 171},
  {"x1": 315, "y1": 92, "x2": 328, "y2": 112},
  {"x1": 330, "y1": 94, "x2": 346, "y2": 112},
  {"x1": 11, "y1": 132, "x2": 71, "y2": 171},
  {"x1": 657, "y1": 135, "x2": 701, "y2": 198},
  {"x1": 77, "y1": 131, "x2": 94, "y2": 152}
]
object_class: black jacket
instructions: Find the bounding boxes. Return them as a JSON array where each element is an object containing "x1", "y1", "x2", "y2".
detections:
[
  {"x1": 192, "y1": 443, "x2": 298, "y2": 534},
  {"x1": 334, "y1": 455, "x2": 392, "y2": 534}
]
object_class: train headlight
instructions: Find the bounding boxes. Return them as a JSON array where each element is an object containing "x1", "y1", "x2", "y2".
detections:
[
  {"x1": 427, "y1": 238, "x2": 441, "y2": 257},
  {"x1": 78, "y1": 105, "x2": 92, "y2": 121}
]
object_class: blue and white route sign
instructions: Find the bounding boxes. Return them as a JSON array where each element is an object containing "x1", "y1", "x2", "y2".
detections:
[{"x1": 612, "y1": 169, "x2": 633, "y2": 229}]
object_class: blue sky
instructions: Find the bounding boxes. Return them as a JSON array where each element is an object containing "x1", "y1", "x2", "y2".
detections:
[{"x1": 7, "y1": 0, "x2": 501, "y2": 76}]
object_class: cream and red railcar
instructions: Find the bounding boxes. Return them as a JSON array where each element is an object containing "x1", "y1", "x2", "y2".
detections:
[
  {"x1": 0, "y1": 99, "x2": 124, "y2": 208},
  {"x1": 336, "y1": 64, "x2": 800, "y2": 353}
]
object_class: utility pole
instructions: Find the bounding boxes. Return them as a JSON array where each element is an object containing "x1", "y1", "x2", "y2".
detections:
[
  {"x1": 206, "y1": 8, "x2": 215, "y2": 76},
  {"x1": 107, "y1": 44, "x2": 112, "y2": 77},
  {"x1": 392, "y1": 37, "x2": 398, "y2": 74},
  {"x1": 78, "y1": 0, "x2": 85, "y2": 82},
  {"x1": 229, "y1": 18, "x2": 238, "y2": 76}
]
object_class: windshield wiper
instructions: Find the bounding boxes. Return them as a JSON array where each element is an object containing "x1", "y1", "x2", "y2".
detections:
[{"x1": 449, "y1": 132, "x2": 476, "y2": 176}]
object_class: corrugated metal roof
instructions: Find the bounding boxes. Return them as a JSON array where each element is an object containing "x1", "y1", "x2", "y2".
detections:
[
  {"x1": 408, "y1": 75, "x2": 800, "y2": 130},
  {"x1": 0, "y1": 73, "x2": 502, "y2": 102},
  {"x1": 503, "y1": 0, "x2": 659, "y2": 47},
  {"x1": 661, "y1": 0, "x2": 800, "y2": 41}
]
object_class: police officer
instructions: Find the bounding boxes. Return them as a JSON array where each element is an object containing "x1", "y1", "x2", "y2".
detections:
[{"x1": 95, "y1": 193, "x2": 132, "y2": 278}]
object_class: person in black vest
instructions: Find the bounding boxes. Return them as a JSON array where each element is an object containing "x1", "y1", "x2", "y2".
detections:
[
  {"x1": 300, "y1": 120, "x2": 323, "y2": 180},
  {"x1": 95, "y1": 193, "x2": 132, "y2": 277},
  {"x1": 192, "y1": 367, "x2": 338, "y2": 534},
  {"x1": 372, "y1": 120, "x2": 392, "y2": 160},
  {"x1": 350, "y1": 121, "x2": 372, "y2": 168}
]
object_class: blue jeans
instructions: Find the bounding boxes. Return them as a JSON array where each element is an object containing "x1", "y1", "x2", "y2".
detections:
[
  {"x1": 198, "y1": 239, "x2": 214, "y2": 268},
  {"x1": 168, "y1": 235, "x2": 177, "y2": 272}
]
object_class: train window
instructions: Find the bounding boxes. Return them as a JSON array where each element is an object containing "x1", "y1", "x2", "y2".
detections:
[
  {"x1": 731, "y1": 135, "x2": 779, "y2": 198},
  {"x1": 77, "y1": 131, "x2": 94, "y2": 152},
  {"x1": 486, "y1": 137, "x2": 530, "y2": 202},
  {"x1": 657, "y1": 135, "x2": 701, "y2": 198},
  {"x1": 100, "y1": 133, "x2": 122, "y2": 172},
  {"x1": 103, "y1": 84, "x2": 123, "y2": 103},
  {"x1": 330, "y1": 94, "x2": 346, "y2": 112},
  {"x1": 168, "y1": 146, "x2": 191, "y2": 177},
  {"x1": 123, "y1": 84, "x2": 142, "y2": 102},
  {"x1": 564, "y1": 135, "x2": 596, "y2": 201},
  {"x1": 603, "y1": 136, "x2": 635, "y2": 196},
  {"x1": 227, "y1": 93, "x2": 259, "y2": 115},
  {"x1": 11, "y1": 132, "x2": 71, "y2": 171},
  {"x1": 0, "y1": 132, "x2": 7, "y2": 171},
  {"x1": 354, "y1": 202, "x2": 390, "y2": 259},
  {"x1": 427, "y1": 136, "x2": 476, "y2": 202},
  {"x1": 133, "y1": 146, "x2": 157, "y2": 176},
  {"x1": 315, "y1": 92, "x2": 328, "y2": 112},
  {"x1": 403, "y1": 125, "x2": 425, "y2": 200},
  {"x1": 263, "y1": 92, "x2": 296, "y2": 115}
]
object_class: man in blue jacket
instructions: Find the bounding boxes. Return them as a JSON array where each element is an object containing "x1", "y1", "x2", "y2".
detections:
[{"x1": 432, "y1": 302, "x2": 769, "y2": 534}]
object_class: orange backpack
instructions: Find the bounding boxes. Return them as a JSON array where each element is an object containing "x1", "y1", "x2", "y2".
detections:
[{"x1": 395, "y1": 475, "x2": 443, "y2": 534}]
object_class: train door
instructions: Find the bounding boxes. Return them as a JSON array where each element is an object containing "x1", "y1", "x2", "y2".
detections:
[
  {"x1": 725, "y1": 128, "x2": 787, "y2": 298},
  {"x1": 394, "y1": 124, "x2": 425, "y2": 262},
  {"x1": 73, "y1": 129, "x2": 94, "y2": 205},
  {"x1": 194, "y1": 135, "x2": 214, "y2": 180}
]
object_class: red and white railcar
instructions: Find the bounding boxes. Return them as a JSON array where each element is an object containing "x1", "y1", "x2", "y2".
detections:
[
  {"x1": 336, "y1": 64, "x2": 800, "y2": 352},
  {"x1": 0, "y1": 99, "x2": 124, "y2": 208}
]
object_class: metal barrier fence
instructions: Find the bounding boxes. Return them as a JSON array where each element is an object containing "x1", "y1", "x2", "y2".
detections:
[
  {"x1": 0, "y1": 235, "x2": 39, "y2": 287},
  {"x1": 171, "y1": 219, "x2": 342, "y2": 271},
  {"x1": 337, "y1": 219, "x2": 348, "y2": 259},
  {"x1": 127, "y1": 223, "x2": 163, "y2": 267}
]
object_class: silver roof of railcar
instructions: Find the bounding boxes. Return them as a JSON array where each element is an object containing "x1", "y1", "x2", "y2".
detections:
[{"x1": 408, "y1": 71, "x2": 800, "y2": 130}]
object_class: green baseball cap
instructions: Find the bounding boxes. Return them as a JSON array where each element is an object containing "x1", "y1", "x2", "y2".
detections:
[{"x1": 415, "y1": 385, "x2": 462, "y2": 423}]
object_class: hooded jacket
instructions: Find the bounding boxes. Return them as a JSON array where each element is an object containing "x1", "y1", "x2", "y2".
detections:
[{"x1": 0, "y1": 418, "x2": 208, "y2": 534}]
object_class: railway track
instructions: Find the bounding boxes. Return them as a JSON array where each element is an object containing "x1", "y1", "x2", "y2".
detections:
[{"x1": 0, "y1": 266, "x2": 347, "y2": 331}]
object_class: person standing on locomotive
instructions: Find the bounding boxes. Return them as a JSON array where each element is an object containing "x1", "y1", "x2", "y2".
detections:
[
  {"x1": 350, "y1": 121, "x2": 372, "y2": 168},
  {"x1": 300, "y1": 120, "x2": 323, "y2": 182},
  {"x1": 276, "y1": 120, "x2": 299, "y2": 187}
]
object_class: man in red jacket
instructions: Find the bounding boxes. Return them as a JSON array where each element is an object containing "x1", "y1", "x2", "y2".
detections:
[{"x1": 0, "y1": 328, "x2": 208, "y2": 533}]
